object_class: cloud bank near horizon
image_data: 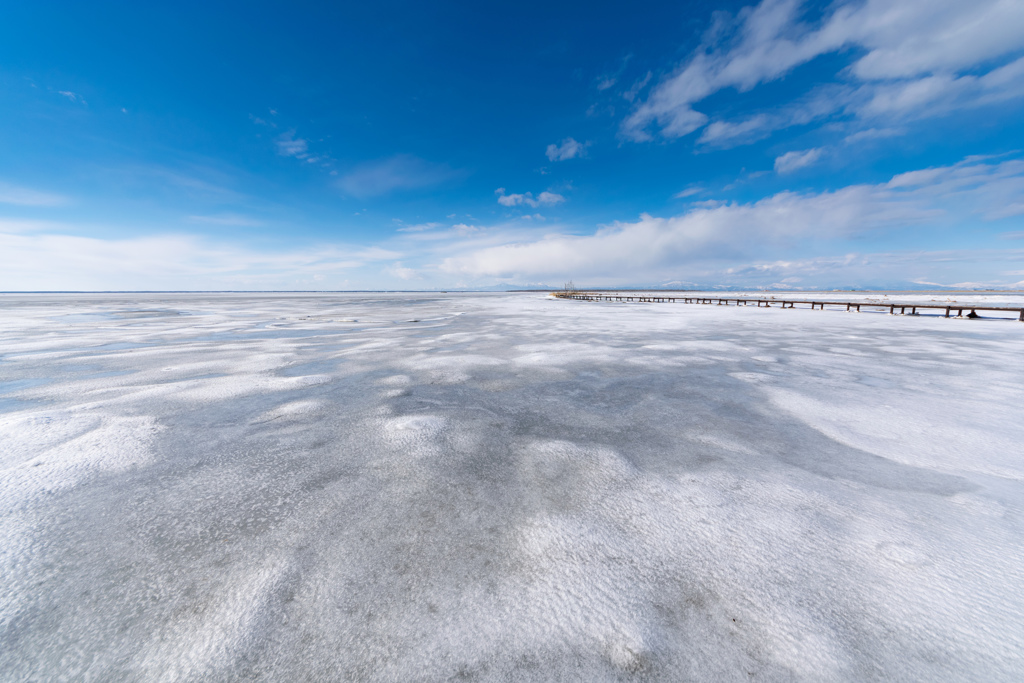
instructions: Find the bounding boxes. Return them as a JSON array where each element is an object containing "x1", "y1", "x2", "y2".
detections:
[{"x1": 1, "y1": 155, "x2": 1022, "y2": 291}]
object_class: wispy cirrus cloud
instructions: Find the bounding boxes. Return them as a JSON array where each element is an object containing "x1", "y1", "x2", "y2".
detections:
[
  {"x1": 260, "y1": 115, "x2": 332, "y2": 166},
  {"x1": 106, "y1": 163, "x2": 246, "y2": 203},
  {"x1": 0, "y1": 218, "x2": 71, "y2": 233},
  {"x1": 338, "y1": 155, "x2": 460, "y2": 198},
  {"x1": 698, "y1": 115, "x2": 772, "y2": 147},
  {"x1": 775, "y1": 148, "x2": 823, "y2": 174},
  {"x1": 595, "y1": 55, "x2": 633, "y2": 92},
  {"x1": 0, "y1": 182, "x2": 69, "y2": 207},
  {"x1": 842, "y1": 127, "x2": 904, "y2": 145},
  {"x1": 397, "y1": 222, "x2": 483, "y2": 242},
  {"x1": 622, "y1": 72, "x2": 652, "y2": 103},
  {"x1": 395, "y1": 221, "x2": 443, "y2": 233},
  {"x1": 275, "y1": 131, "x2": 309, "y2": 158},
  {"x1": 187, "y1": 213, "x2": 265, "y2": 227},
  {"x1": 56, "y1": 90, "x2": 86, "y2": 105},
  {"x1": 673, "y1": 187, "x2": 704, "y2": 199},
  {"x1": 622, "y1": 0, "x2": 1024, "y2": 145}
]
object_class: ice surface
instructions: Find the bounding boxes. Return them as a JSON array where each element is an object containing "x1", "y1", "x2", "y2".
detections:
[{"x1": 1, "y1": 292, "x2": 1023, "y2": 681}]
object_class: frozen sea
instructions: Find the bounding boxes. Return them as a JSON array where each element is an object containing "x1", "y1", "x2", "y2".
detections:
[{"x1": 1, "y1": 292, "x2": 1023, "y2": 681}]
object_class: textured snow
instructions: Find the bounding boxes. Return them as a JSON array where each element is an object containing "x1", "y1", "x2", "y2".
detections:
[{"x1": 1, "y1": 291, "x2": 1023, "y2": 681}]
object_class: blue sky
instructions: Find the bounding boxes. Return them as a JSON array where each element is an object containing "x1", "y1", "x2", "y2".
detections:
[{"x1": 1, "y1": 0, "x2": 1023, "y2": 290}]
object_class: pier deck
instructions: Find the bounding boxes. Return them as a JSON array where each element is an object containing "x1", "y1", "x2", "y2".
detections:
[{"x1": 553, "y1": 293, "x2": 1024, "y2": 321}]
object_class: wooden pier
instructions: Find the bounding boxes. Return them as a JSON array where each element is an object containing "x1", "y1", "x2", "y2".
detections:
[{"x1": 553, "y1": 292, "x2": 1024, "y2": 321}]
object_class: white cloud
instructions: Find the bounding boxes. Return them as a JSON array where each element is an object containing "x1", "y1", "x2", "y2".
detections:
[
  {"x1": 353, "y1": 246, "x2": 402, "y2": 260},
  {"x1": 673, "y1": 187, "x2": 703, "y2": 199},
  {"x1": 856, "y1": 55, "x2": 1024, "y2": 117},
  {"x1": 446, "y1": 191, "x2": 922, "y2": 279},
  {"x1": 0, "y1": 224, "x2": 403, "y2": 291},
  {"x1": 536, "y1": 191, "x2": 565, "y2": 205},
  {"x1": 596, "y1": 55, "x2": 633, "y2": 93},
  {"x1": 57, "y1": 90, "x2": 85, "y2": 105},
  {"x1": 338, "y1": 155, "x2": 458, "y2": 198},
  {"x1": 719, "y1": 251, "x2": 1024, "y2": 290},
  {"x1": 386, "y1": 262, "x2": 419, "y2": 280},
  {"x1": 990, "y1": 204, "x2": 1024, "y2": 220},
  {"x1": 843, "y1": 127, "x2": 904, "y2": 144},
  {"x1": 250, "y1": 113, "x2": 275, "y2": 128},
  {"x1": 0, "y1": 182, "x2": 69, "y2": 207},
  {"x1": 622, "y1": 72, "x2": 652, "y2": 103},
  {"x1": 115, "y1": 164, "x2": 243, "y2": 201},
  {"x1": 882, "y1": 157, "x2": 1024, "y2": 221},
  {"x1": 775, "y1": 148, "x2": 823, "y2": 174},
  {"x1": 495, "y1": 188, "x2": 566, "y2": 208},
  {"x1": 848, "y1": 2, "x2": 1024, "y2": 80},
  {"x1": 396, "y1": 222, "x2": 443, "y2": 233},
  {"x1": 545, "y1": 138, "x2": 588, "y2": 162},
  {"x1": 445, "y1": 156, "x2": 1024, "y2": 281},
  {"x1": 696, "y1": 87, "x2": 849, "y2": 148},
  {"x1": 698, "y1": 115, "x2": 771, "y2": 146},
  {"x1": 909, "y1": 276, "x2": 1024, "y2": 290},
  {"x1": 397, "y1": 222, "x2": 483, "y2": 242},
  {"x1": 187, "y1": 213, "x2": 264, "y2": 227},
  {"x1": 0, "y1": 232, "x2": 348, "y2": 290},
  {"x1": 275, "y1": 131, "x2": 309, "y2": 158},
  {"x1": 6, "y1": 156, "x2": 1021, "y2": 290},
  {"x1": 622, "y1": 0, "x2": 1024, "y2": 143},
  {"x1": 0, "y1": 218, "x2": 69, "y2": 233}
]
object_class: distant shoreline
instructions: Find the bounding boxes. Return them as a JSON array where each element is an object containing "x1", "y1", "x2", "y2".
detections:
[{"x1": 2, "y1": 289, "x2": 1022, "y2": 295}]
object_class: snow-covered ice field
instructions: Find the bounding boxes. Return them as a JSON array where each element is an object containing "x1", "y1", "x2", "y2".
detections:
[{"x1": 1, "y1": 292, "x2": 1023, "y2": 681}]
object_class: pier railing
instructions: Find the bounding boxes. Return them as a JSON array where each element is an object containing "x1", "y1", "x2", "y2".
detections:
[{"x1": 552, "y1": 292, "x2": 1024, "y2": 321}]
